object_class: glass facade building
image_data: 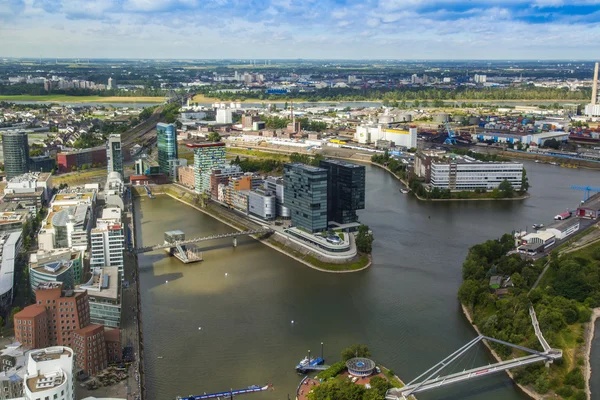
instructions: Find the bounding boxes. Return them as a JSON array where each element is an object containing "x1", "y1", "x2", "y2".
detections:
[
  {"x1": 188, "y1": 143, "x2": 226, "y2": 193},
  {"x1": 319, "y1": 159, "x2": 366, "y2": 224},
  {"x1": 106, "y1": 134, "x2": 123, "y2": 176},
  {"x1": 283, "y1": 163, "x2": 328, "y2": 233},
  {"x1": 2, "y1": 131, "x2": 30, "y2": 180},
  {"x1": 157, "y1": 123, "x2": 178, "y2": 178}
]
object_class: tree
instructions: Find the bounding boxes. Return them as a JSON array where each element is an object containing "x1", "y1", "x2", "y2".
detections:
[
  {"x1": 341, "y1": 344, "x2": 371, "y2": 362},
  {"x1": 207, "y1": 132, "x2": 221, "y2": 142},
  {"x1": 356, "y1": 225, "x2": 374, "y2": 253},
  {"x1": 520, "y1": 169, "x2": 529, "y2": 192},
  {"x1": 9, "y1": 306, "x2": 21, "y2": 323},
  {"x1": 498, "y1": 179, "x2": 514, "y2": 198},
  {"x1": 458, "y1": 280, "x2": 481, "y2": 307}
]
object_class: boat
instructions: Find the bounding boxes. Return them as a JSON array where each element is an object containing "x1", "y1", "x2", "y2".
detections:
[
  {"x1": 549, "y1": 162, "x2": 558, "y2": 166},
  {"x1": 400, "y1": 188, "x2": 410, "y2": 194},
  {"x1": 157, "y1": 356, "x2": 164, "y2": 359},
  {"x1": 535, "y1": 160, "x2": 540, "y2": 163},
  {"x1": 532, "y1": 223, "x2": 544, "y2": 230},
  {"x1": 295, "y1": 356, "x2": 325, "y2": 372},
  {"x1": 295, "y1": 357, "x2": 310, "y2": 370}
]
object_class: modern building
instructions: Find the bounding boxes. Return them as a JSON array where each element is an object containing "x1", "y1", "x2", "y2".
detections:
[
  {"x1": 430, "y1": 157, "x2": 523, "y2": 191},
  {"x1": 0, "y1": 209, "x2": 29, "y2": 233},
  {"x1": 4, "y1": 172, "x2": 53, "y2": 203},
  {"x1": 216, "y1": 108, "x2": 233, "y2": 124},
  {"x1": 248, "y1": 189, "x2": 276, "y2": 220},
  {"x1": 319, "y1": 159, "x2": 365, "y2": 225},
  {"x1": 283, "y1": 163, "x2": 328, "y2": 233},
  {"x1": 14, "y1": 282, "x2": 91, "y2": 349},
  {"x1": 0, "y1": 343, "x2": 29, "y2": 399},
  {"x1": 106, "y1": 134, "x2": 123, "y2": 177},
  {"x1": 79, "y1": 267, "x2": 121, "y2": 329},
  {"x1": 265, "y1": 176, "x2": 290, "y2": 218},
  {"x1": 29, "y1": 259, "x2": 75, "y2": 300},
  {"x1": 72, "y1": 324, "x2": 108, "y2": 376},
  {"x1": 23, "y1": 347, "x2": 75, "y2": 400},
  {"x1": 1, "y1": 131, "x2": 29, "y2": 180},
  {"x1": 209, "y1": 165, "x2": 243, "y2": 199},
  {"x1": 2, "y1": 191, "x2": 44, "y2": 214},
  {"x1": 157, "y1": 123, "x2": 178, "y2": 178},
  {"x1": 177, "y1": 165, "x2": 195, "y2": 188},
  {"x1": 29, "y1": 155, "x2": 56, "y2": 173},
  {"x1": 0, "y1": 231, "x2": 22, "y2": 308},
  {"x1": 188, "y1": 142, "x2": 226, "y2": 193},
  {"x1": 57, "y1": 146, "x2": 106, "y2": 173},
  {"x1": 90, "y1": 208, "x2": 124, "y2": 279},
  {"x1": 37, "y1": 205, "x2": 93, "y2": 251}
]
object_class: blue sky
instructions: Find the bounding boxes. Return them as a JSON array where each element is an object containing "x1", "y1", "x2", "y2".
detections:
[{"x1": 1, "y1": 0, "x2": 600, "y2": 59}]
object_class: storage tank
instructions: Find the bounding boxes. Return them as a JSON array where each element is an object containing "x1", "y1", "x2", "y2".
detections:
[{"x1": 433, "y1": 113, "x2": 450, "y2": 123}]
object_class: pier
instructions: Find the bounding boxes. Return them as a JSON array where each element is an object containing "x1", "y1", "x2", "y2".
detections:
[
  {"x1": 163, "y1": 230, "x2": 203, "y2": 264},
  {"x1": 176, "y1": 384, "x2": 272, "y2": 400}
]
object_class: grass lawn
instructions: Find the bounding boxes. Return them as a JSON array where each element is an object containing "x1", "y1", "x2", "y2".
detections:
[
  {"x1": 0, "y1": 95, "x2": 164, "y2": 103},
  {"x1": 227, "y1": 147, "x2": 291, "y2": 161},
  {"x1": 53, "y1": 169, "x2": 108, "y2": 186}
]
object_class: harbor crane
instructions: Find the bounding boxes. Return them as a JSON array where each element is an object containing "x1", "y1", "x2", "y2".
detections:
[
  {"x1": 570, "y1": 185, "x2": 600, "y2": 201},
  {"x1": 443, "y1": 122, "x2": 459, "y2": 145}
]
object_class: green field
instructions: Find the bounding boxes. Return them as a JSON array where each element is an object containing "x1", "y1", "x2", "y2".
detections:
[{"x1": 0, "y1": 95, "x2": 164, "y2": 103}]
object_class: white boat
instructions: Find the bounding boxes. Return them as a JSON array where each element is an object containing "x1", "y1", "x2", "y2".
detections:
[
  {"x1": 535, "y1": 160, "x2": 540, "y2": 163},
  {"x1": 157, "y1": 356, "x2": 164, "y2": 359},
  {"x1": 400, "y1": 188, "x2": 409, "y2": 194}
]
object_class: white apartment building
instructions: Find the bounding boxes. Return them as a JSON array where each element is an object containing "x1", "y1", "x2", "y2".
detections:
[
  {"x1": 4, "y1": 172, "x2": 53, "y2": 203},
  {"x1": 216, "y1": 108, "x2": 233, "y2": 124},
  {"x1": 24, "y1": 347, "x2": 75, "y2": 400},
  {"x1": 430, "y1": 158, "x2": 523, "y2": 191},
  {"x1": 90, "y1": 208, "x2": 124, "y2": 280}
]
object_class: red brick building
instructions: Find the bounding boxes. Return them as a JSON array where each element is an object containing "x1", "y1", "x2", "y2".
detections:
[
  {"x1": 13, "y1": 282, "x2": 120, "y2": 376},
  {"x1": 56, "y1": 146, "x2": 107, "y2": 173},
  {"x1": 104, "y1": 328, "x2": 122, "y2": 364}
]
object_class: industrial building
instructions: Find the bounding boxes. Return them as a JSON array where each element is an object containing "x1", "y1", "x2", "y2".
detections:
[
  {"x1": 355, "y1": 122, "x2": 417, "y2": 148},
  {"x1": 188, "y1": 142, "x2": 226, "y2": 193},
  {"x1": 430, "y1": 156, "x2": 523, "y2": 191},
  {"x1": 586, "y1": 62, "x2": 600, "y2": 117},
  {"x1": 319, "y1": 159, "x2": 365, "y2": 226},
  {"x1": 56, "y1": 145, "x2": 107, "y2": 172},
  {"x1": 106, "y1": 134, "x2": 123, "y2": 177},
  {"x1": 0, "y1": 231, "x2": 22, "y2": 308},
  {"x1": 577, "y1": 193, "x2": 600, "y2": 219},
  {"x1": 473, "y1": 131, "x2": 569, "y2": 145},
  {"x1": 283, "y1": 163, "x2": 328, "y2": 233},
  {"x1": 542, "y1": 219, "x2": 580, "y2": 240},
  {"x1": 1, "y1": 131, "x2": 29, "y2": 180},
  {"x1": 79, "y1": 267, "x2": 121, "y2": 329},
  {"x1": 157, "y1": 123, "x2": 179, "y2": 178}
]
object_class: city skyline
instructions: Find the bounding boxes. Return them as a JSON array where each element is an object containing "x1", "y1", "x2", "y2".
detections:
[{"x1": 1, "y1": 0, "x2": 600, "y2": 59}]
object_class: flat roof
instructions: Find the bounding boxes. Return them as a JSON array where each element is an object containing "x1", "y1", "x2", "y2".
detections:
[
  {"x1": 53, "y1": 191, "x2": 95, "y2": 202},
  {"x1": 320, "y1": 158, "x2": 364, "y2": 169},
  {"x1": 284, "y1": 162, "x2": 327, "y2": 173},
  {"x1": 79, "y1": 267, "x2": 119, "y2": 301},
  {"x1": 544, "y1": 218, "x2": 579, "y2": 232},
  {"x1": 186, "y1": 142, "x2": 226, "y2": 148},
  {"x1": 580, "y1": 193, "x2": 600, "y2": 211},
  {"x1": 31, "y1": 260, "x2": 72, "y2": 277},
  {"x1": 0, "y1": 231, "x2": 21, "y2": 297}
]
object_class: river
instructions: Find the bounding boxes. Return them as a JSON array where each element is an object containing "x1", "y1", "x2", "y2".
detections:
[{"x1": 134, "y1": 160, "x2": 599, "y2": 400}]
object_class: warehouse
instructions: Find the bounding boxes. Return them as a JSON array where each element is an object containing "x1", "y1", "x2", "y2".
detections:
[
  {"x1": 542, "y1": 219, "x2": 580, "y2": 240},
  {"x1": 577, "y1": 193, "x2": 600, "y2": 219}
]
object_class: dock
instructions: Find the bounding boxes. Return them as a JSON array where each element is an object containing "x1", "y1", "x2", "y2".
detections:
[
  {"x1": 176, "y1": 384, "x2": 271, "y2": 400},
  {"x1": 164, "y1": 230, "x2": 203, "y2": 264}
]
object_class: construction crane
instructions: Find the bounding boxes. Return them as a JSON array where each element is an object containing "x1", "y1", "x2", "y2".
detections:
[
  {"x1": 571, "y1": 185, "x2": 600, "y2": 201},
  {"x1": 444, "y1": 122, "x2": 458, "y2": 145}
]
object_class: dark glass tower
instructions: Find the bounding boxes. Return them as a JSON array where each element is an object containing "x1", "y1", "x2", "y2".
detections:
[
  {"x1": 157, "y1": 123, "x2": 178, "y2": 178},
  {"x1": 2, "y1": 131, "x2": 30, "y2": 180},
  {"x1": 319, "y1": 159, "x2": 366, "y2": 224},
  {"x1": 283, "y1": 163, "x2": 328, "y2": 233}
]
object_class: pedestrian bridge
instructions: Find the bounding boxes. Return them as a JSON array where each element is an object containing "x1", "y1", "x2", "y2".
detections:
[
  {"x1": 135, "y1": 229, "x2": 273, "y2": 254},
  {"x1": 386, "y1": 306, "x2": 562, "y2": 400}
]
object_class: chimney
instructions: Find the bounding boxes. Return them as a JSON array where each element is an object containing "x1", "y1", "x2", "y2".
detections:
[{"x1": 593, "y1": 62, "x2": 599, "y2": 105}]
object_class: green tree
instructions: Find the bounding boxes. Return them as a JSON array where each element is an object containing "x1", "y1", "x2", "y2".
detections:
[
  {"x1": 341, "y1": 344, "x2": 371, "y2": 362},
  {"x1": 498, "y1": 179, "x2": 514, "y2": 198},
  {"x1": 458, "y1": 280, "x2": 481, "y2": 307},
  {"x1": 207, "y1": 132, "x2": 221, "y2": 142},
  {"x1": 356, "y1": 225, "x2": 374, "y2": 253},
  {"x1": 9, "y1": 306, "x2": 21, "y2": 324},
  {"x1": 520, "y1": 169, "x2": 530, "y2": 192}
]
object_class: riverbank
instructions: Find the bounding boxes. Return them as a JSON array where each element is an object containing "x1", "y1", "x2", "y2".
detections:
[
  {"x1": 584, "y1": 308, "x2": 600, "y2": 400},
  {"x1": 461, "y1": 305, "x2": 544, "y2": 400},
  {"x1": 143, "y1": 185, "x2": 371, "y2": 273},
  {"x1": 0, "y1": 94, "x2": 164, "y2": 103}
]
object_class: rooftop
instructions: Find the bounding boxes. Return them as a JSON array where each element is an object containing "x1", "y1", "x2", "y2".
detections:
[
  {"x1": 580, "y1": 193, "x2": 600, "y2": 211},
  {"x1": 544, "y1": 218, "x2": 580, "y2": 232},
  {"x1": 285, "y1": 162, "x2": 327, "y2": 173},
  {"x1": 31, "y1": 259, "x2": 72, "y2": 277},
  {"x1": 30, "y1": 347, "x2": 71, "y2": 363},
  {"x1": 15, "y1": 304, "x2": 46, "y2": 319},
  {"x1": 53, "y1": 191, "x2": 95, "y2": 203},
  {"x1": 320, "y1": 158, "x2": 364, "y2": 169},
  {"x1": 7, "y1": 172, "x2": 51, "y2": 184},
  {"x1": 27, "y1": 371, "x2": 65, "y2": 393},
  {"x1": 186, "y1": 142, "x2": 226, "y2": 148},
  {"x1": 79, "y1": 267, "x2": 119, "y2": 301}
]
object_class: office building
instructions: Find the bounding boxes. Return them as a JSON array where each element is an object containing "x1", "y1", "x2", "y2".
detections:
[
  {"x1": 177, "y1": 165, "x2": 195, "y2": 188},
  {"x1": 79, "y1": 267, "x2": 121, "y2": 328},
  {"x1": 157, "y1": 123, "x2": 178, "y2": 178},
  {"x1": 265, "y1": 176, "x2": 290, "y2": 218},
  {"x1": 57, "y1": 146, "x2": 106, "y2": 172},
  {"x1": 23, "y1": 347, "x2": 75, "y2": 400},
  {"x1": 0, "y1": 209, "x2": 29, "y2": 234},
  {"x1": 4, "y1": 172, "x2": 53, "y2": 203},
  {"x1": 188, "y1": 143, "x2": 226, "y2": 193},
  {"x1": 283, "y1": 163, "x2": 328, "y2": 233},
  {"x1": 29, "y1": 250, "x2": 83, "y2": 298},
  {"x1": 319, "y1": 159, "x2": 365, "y2": 225},
  {"x1": 248, "y1": 189, "x2": 276, "y2": 220},
  {"x1": 29, "y1": 155, "x2": 56, "y2": 173},
  {"x1": 430, "y1": 157, "x2": 523, "y2": 191},
  {"x1": 14, "y1": 282, "x2": 91, "y2": 349},
  {"x1": 90, "y1": 208, "x2": 124, "y2": 279},
  {"x1": 209, "y1": 165, "x2": 243, "y2": 199},
  {"x1": 1, "y1": 131, "x2": 29, "y2": 180},
  {"x1": 0, "y1": 232, "x2": 22, "y2": 308},
  {"x1": 106, "y1": 135, "x2": 123, "y2": 176},
  {"x1": 216, "y1": 108, "x2": 233, "y2": 124}
]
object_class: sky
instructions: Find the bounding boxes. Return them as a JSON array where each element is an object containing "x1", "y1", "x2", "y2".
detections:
[{"x1": 1, "y1": 0, "x2": 600, "y2": 59}]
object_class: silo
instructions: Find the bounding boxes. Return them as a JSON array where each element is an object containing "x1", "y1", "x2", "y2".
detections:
[{"x1": 433, "y1": 113, "x2": 450, "y2": 123}]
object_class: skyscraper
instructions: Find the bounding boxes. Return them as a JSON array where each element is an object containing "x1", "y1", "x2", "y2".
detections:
[
  {"x1": 156, "y1": 123, "x2": 178, "y2": 178},
  {"x1": 107, "y1": 77, "x2": 114, "y2": 89},
  {"x1": 187, "y1": 143, "x2": 226, "y2": 193},
  {"x1": 106, "y1": 134, "x2": 123, "y2": 176},
  {"x1": 90, "y1": 207, "x2": 124, "y2": 280},
  {"x1": 319, "y1": 159, "x2": 366, "y2": 225},
  {"x1": 2, "y1": 131, "x2": 30, "y2": 180},
  {"x1": 283, "y1": 163, "x2": 328, "y2": 233}
]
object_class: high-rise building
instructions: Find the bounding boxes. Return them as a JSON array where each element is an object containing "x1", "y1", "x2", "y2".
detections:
[
  {"x1": 216, "y1": 108, "x2": 233, "y2": 124},
  {"x1": 90, "y1": 207, "x2": 124, "y2": 280},
  {"x1": 2, "y1": 131, "x2": 30, "y2": 180},
  {"x1": 157, "y1": 123, "x2": 178, "y2": 178},
  {"x1": 283, "y1": 163, "x2": 328, "y2": 233},
  {"x1": 319, "y1": 159, "x2": 365, "y2": 225},
  {"x1": 23, "y1": 347, "x2": 75, "y2": 400},
  {"x1": 106, "y1": 135, "x2": 123, "y2": 177},
  {"x1": 107, "y1": 77, "x2": 114, "y2": 90},
  {"x1": 187, "y1": 143, "x2": 226, "y2": 193},
  {"x1": 80, "y1": 267, "x2": 122, "y2": 328}
]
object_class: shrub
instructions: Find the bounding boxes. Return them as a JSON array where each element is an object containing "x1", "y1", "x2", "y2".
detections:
[{"x1": 555, "y1": 386, "x2": 573, "y2": 398}]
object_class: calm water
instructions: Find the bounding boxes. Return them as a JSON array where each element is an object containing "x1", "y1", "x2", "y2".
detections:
[{"x1": 135, "y1": 161, "x2": 599, "y2": 400}]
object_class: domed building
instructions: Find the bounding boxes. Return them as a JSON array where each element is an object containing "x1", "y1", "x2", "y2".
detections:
[{"x1": 346, "y1": 357, "x2": 376, "y2": 377}]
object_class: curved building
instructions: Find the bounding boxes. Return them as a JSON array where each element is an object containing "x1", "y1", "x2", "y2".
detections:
[
  {"x1": 157, "y1": 123, "x2": 178, "y2": 178},
  {"x1": 24, "y1": 347, "x2": 75, "y2": 400},
  {"x1": 30, "y1": 259, "x2": 75, "y2": 299},
  {"x1": 2, "y1": 131, "x2": 29, "y2": 180},
  {"x1": 346, "y1": 357, "x2": 376, "y2": 377}
]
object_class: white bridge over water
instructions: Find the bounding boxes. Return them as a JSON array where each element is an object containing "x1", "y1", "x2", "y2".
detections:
[{"x1": 386, "y1": 306, "x2": 562, "y2": 399}]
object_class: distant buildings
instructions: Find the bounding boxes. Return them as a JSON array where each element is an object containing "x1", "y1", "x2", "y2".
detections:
[
  {"x1": 90, "y1": 207, "x2": 124, "y2": 280},
  {"x1": 1, "y1": 131, "x2": 29, "y2": 180},
  {"x1": 474, "y1": 74, "x2": 487, "y2": 84},
  {"x1": 23, "y1": 347, "x2": 75, "y2": 400},
  {"x1": 216, "y1": 108, "x2": 233, "y2": 124},
  {"x1": 107, "y1": 77, "x2": 114, "y2": 90},
  {"x1": 106, "y1": 134, "x2": 123, "y2": 177},
  {"x1": 209, "y1": 165, "x2": 243, "y2": 199},
  {"x1": 283, "y1": 163, "x2": 328, "y2": 233},
  {"x1": 188, "y1": 142, "x2": 226, "y2": 194},
  {"x1": 157, "y1": 123, "x2": 178, "y2": 179},
  {"x1": 319, "y1": 159, "x2": 365, "y2": 225}
]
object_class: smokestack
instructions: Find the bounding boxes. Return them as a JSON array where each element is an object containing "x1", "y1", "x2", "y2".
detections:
[
  {"x1": 593, "y1": 62, "x2": 599, "y2": 105},
  {"x1": 291, "y1": 99, "x2": 295, "y2": 130}
]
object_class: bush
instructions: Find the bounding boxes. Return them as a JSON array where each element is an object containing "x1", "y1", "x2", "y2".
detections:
[
  {"x1": 555, "y1": 386, "x2": 573, "y2": 398},
  {"x1": 316, "y1": 361, "x2": 346, "y2": 380},
  {"x1": 572, "y1": 391, "x2": 586, "y2": 400},
  {"x1": 564, "y1": 367, "x2": 585, "y2": 389},
  {"x1": 534, "y1": 374, "x2": 550, "y2": 394}
]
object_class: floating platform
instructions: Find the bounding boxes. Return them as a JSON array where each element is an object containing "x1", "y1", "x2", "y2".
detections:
[{"x1": 176, "y1": 384, "x2": 271, "y2": 400}]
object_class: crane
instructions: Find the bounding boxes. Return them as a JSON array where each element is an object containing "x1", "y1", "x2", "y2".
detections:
[
  {"x1": 444, "y1": 122, "x2": 458, "y2": 145},
  {"x1": 571, "y1": 185, "x2": 600, "y2": 201}
]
